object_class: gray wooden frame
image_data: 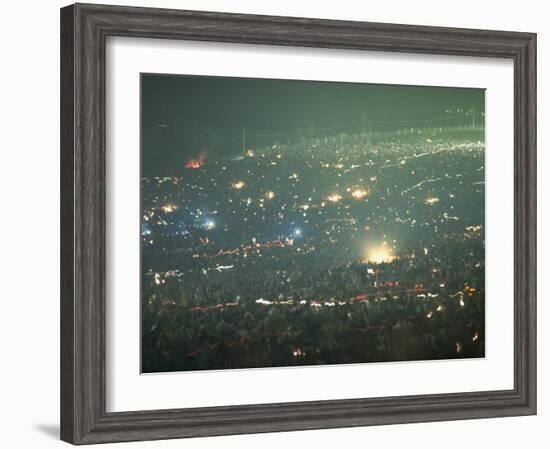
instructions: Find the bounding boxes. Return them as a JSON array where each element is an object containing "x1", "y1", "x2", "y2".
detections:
[{"x1": 60, "y1": 3, "x2": 537, "y2": 445}]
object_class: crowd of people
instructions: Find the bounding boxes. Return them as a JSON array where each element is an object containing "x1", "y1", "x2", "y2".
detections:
[{"x1": 141, "y1": 127, "x2": 486, "y2": 372}]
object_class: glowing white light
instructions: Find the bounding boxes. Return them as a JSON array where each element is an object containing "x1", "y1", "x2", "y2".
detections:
[
  {"x1": 161, "y1": 204, "x2": 177, "y2": 213},
  {"x1": 364, "y1": 242, "x2": 396, "y2": 264},
  {"x1": 204, "y1": 220, "x2": 215, "y2": 230},
  {"x1": 232, "y1": 180, "x2": 246, "y2": 190},
  {"x1": 351, "y1": 188, "x2": 368, "y2": 200},
  {"x1": 425, "y1": 197, "x2": 440, "y2": 205},
  {"x1": 214, "y1": 265, "x2": 234, "y2": 272},
  {"x1": 327, "y1": 193, "x2": 342, "y2": 203}
]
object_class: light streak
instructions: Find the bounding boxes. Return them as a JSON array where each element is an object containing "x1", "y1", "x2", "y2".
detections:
[
  {"x1": 214, "y1": 265, "x2": 234, "y2": 272},
  {"x1": 401, "y1": 178, "x2": 442, "y2": 195}
]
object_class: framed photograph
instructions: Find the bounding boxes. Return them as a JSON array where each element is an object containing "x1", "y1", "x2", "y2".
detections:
[{"x1": 60, "y1": 3, "x2": 536, "y2": 444}]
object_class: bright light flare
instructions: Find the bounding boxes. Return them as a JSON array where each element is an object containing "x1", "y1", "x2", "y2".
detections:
[
  {"x1": 364, "y1": 242, "x2": 396, "y2": 264},
  {"x1": 161, "y1": 204, "x2": 177, "y2": 213},
  {"x1": 327, "y1": 193, "x2": 342, "y2": 203},
  {"x1": 265, "y1": 190, "x2": 275, "y2": 200},
  {"x1": 351, "y1": 188, "x2": 368, "y2": 200}
]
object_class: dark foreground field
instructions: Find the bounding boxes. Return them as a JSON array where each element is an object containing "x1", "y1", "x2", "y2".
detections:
[{"x1": 141, "y1": 129, "x2": 485, "y2": 372}]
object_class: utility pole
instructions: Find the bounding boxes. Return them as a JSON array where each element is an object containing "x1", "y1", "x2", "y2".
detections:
[
  {"x1": 242, "y1": 127, "x2": 246, "y2": 154},
  {"x1": 361, "y1": 112, "x2": 370, "y2": 144}
]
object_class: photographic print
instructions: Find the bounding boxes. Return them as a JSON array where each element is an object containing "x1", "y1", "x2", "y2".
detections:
[{"x1": 140, "y1": 75, "x2": 485, "y2": 373}]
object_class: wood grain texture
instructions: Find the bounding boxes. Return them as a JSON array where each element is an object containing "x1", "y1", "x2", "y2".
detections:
[{"x1": 60, "y1": 3, "x2": 537, "y2": 444}]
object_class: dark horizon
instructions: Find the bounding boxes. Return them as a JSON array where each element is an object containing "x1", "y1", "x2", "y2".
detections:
[{"x1": 141, "y1": 74, "x2": 485, "y2": 176}]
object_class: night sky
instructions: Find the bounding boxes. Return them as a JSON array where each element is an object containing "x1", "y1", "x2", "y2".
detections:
[{"x1": 141, "y1": 74, "x2": 484, "y2": 175}]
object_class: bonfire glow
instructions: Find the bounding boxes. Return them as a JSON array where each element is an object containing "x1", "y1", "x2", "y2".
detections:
[
  {"x1": 185, "y1": 150, "x2": 206, "y2": 169},
  {"x1": 364, "y1": 242, "x2": 396, "y2": 264}
]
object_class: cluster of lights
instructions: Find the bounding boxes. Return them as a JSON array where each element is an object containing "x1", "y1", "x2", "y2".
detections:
[
  {"x1": 232, "y1": 180, "x2": 246, "y2": 190},
  {"x1": 161, "y1": 204, "x2": 177, "y2": 213},
  {"x1": 326, "y1": 187, "x2": 369, "y2": 203},
  {"x1": 351, "y1": 188, "x2": 368, "y2": 200},
  {"x1": 327, "y1": 193, "x2": 342, "y2": 203},
  {"x1": 154, "y1": 273, "x2": 166, "y2": 285},
  {"x1": 424, "y1": 197, "x2": 440, "y2": 205}
]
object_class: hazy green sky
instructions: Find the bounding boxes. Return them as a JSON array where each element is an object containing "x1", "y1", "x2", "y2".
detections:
[{"x1": 141, "y1": 74, "x2": 484, "y2": 174}]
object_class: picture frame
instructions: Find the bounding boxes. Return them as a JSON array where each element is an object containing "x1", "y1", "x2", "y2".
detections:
[{"x1": 60, "y1": 3, "x2": 536, "y2": 444}]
